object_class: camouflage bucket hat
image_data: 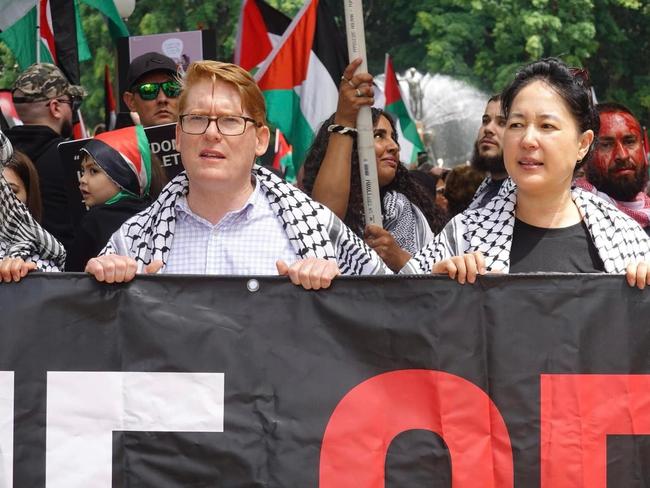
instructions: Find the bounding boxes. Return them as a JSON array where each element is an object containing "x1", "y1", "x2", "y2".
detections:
[{"x1": 12, "y1": 63, "x2": 86, "y2": 103}]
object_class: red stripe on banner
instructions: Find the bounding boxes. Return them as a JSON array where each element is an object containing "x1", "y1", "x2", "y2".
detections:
[
  {"x1": 541, "y1": 374, "x2": 650, "y2": 488},
  {"x1": 320, "y1": 370, "x2": 513, "y2": 487},
  {"x1": 39, "y1": 0, "x2": 58, "y2": 64}
]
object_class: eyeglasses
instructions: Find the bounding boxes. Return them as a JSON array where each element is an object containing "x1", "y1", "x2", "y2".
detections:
[
  {"x1": 179, "y1": 114, "x2": 261, "y2": 136},
  {"x1": 133, "y1": 81, "x2": 181, "y2": 100},
  {"x1": 46, "y1": 97, "x2": 82, "y2": 112}
]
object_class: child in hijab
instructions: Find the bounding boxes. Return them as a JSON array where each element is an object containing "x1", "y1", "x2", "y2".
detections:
[
  {"x1": 65, "y1": 125, "x2": 153, "y2": 271},
  {"x1": 0, "y1": 130, "x2": 65, "y2": 281}
]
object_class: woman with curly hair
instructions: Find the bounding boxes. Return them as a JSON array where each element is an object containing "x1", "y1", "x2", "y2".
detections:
[{"x1": 303, "y1": 60, "x2": 446, "y2": 271}]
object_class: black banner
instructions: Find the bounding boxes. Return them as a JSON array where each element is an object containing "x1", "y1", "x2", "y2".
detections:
[{"x1": 2, "y1": 274, "x2": 650, "y2": 487}]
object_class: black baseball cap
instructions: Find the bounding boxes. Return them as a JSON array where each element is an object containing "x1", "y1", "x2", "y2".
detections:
[{"x1": 126, "y1": 52, "x2": 178, "y2": 90}]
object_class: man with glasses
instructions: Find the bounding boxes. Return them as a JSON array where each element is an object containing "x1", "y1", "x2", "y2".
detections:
[
  {"x1": 122, "y1": 52, "x2": 180, "y2": 127},
  {"x1": 86, "y1": 60, "x2": 390, "y2": 288},
  {"x1": 5, "y1": 63, "x2": 86, "y2": 249}
]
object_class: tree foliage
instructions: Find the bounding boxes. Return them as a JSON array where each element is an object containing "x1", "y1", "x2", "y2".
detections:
[{"x1": 0, "y1": 0, "x2": 648, "y2": 127}]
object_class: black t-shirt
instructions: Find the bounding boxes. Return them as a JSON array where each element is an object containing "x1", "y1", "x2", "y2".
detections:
[{"x1": 509, "y1": 218, "x2": 605, "y2": 273}]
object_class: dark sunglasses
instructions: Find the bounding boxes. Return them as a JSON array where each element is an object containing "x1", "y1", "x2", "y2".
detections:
[{"x1": 133, "y1": 81, "x2": 181, "y2": 100}]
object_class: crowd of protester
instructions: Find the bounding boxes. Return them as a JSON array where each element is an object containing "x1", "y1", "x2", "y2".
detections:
[{"x1": 1, "y1": 51, "x2": 650, "y2": 289}]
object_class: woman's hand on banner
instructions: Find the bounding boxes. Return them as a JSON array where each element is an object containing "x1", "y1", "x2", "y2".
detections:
[
  {"x1": 626, "y1": 261, "x2": 650, "y2": 290},
  {"x1": 431, "y1": 252, "x2": 487, "y2": 284},
  {"x1": 0, "y1": 257, "x2": 37, "y2": 283},
  {"x1": 85, "y1": 255, "x2": 163, "y2": 283},
  {"x1": 276, "y1": 258, "x2": 340, "y2": 290}
]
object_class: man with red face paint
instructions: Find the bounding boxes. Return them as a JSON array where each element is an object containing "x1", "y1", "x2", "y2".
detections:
[{"x1": 576, "y1": 103, "x2": 650, "y2": 234}]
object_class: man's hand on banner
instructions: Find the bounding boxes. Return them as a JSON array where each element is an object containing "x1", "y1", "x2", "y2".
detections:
[
  {"x1": 431, "y1": 252, "x2": 488, "y2": 284},
  {"x1": 0, "y1": 257, "x2": 37, "y2": 283},
  {"x1": 364, "y1": 225, "x2": 411, "y2": 272},
  {"x1": 276, "y1": 258, "x2": 340, "y2": 290},
  {"x1": 626, "y1": 261, "x2": 650, "y2": 290},
  {"x1": 85, "y1": 255, "x2": 163, "y2": 283}
]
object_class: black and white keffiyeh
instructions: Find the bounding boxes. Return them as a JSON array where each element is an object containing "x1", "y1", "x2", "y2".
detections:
[
  {"x1": 0, "y1": 131, "x2": 65, "y2": 271},
  {"x1": 402, "y1": 177, "x2": 650, "y2": 274},
  {"x1": 102, "y1": 165, "x2": 391, "y2": 276},
  {"x1": 383, "y1": 191, "x2": 433, "y2": 255}
]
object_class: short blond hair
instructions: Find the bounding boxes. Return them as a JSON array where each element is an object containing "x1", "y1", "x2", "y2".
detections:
[{"x1": 178, "y1": 61, "x2": 266, "y2": 124}]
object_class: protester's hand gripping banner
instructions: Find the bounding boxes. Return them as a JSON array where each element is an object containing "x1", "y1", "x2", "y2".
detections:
[{"x1": 1, "y1": 274, "x2": 650, "y2": 486}]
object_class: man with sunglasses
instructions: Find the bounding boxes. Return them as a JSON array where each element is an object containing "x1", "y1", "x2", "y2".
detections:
[
  {"x1": 122, "y1": 52, "x2": 180, "y2": 127},
  {"x1": 5, "y1": 63, "x2": 86, "y2": 249},
  {"x1": 86, "y1": 60, "x2": 390, "y2": 288}
]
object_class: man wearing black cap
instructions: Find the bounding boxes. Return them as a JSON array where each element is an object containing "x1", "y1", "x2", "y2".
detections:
[
  {"x1": 6, "y1": 63, "x2": 86, "y2": 249},
  {"x1": 122, "y1": 52, "x2": 180, "y2": 127}
]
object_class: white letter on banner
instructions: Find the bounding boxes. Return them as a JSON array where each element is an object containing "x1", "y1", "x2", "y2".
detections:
[
  {"x1": 45, "y1": 372, "x2": 224, "y2": 487},
  {"x1": 0, "y1": 372, "x2": 13, "y2": 488}
]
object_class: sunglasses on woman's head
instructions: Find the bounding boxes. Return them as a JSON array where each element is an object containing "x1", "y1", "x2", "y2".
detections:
[{"x1": 133, "y1": 81, "x2": 181, "y2": 101}]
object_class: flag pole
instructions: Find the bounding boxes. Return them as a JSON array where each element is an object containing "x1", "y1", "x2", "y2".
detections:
[
  {"x1": 35, "y1": 0, "x2": 40, "y2": 63},
  {"x1": 343, "y1": 0, "x2": 383, "y2": 227}
]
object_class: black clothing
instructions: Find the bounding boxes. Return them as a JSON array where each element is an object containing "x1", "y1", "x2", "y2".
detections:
[
  {"x1": 65, "y1": 198, "x2": 150, "y2": 272},
  {"x1": 475, "y1": 178, "x2": 506, "y2": 208},
  {"x1": 509, "y1": 218, "x2": 605, "y2": 273},
  {"x1": 5, "y1": 125, "x2": 74, "y2": 249}
]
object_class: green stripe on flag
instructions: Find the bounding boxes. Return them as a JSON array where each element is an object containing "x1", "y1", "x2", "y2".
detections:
[
  {"x1": 0, "y1": 8, "x2": 47, "y2": 70},
  {"x1": 75, "y1": 0, "x2": 92, "y2": 62},
  {"x1": 264, "y1": 89, "x2": 314, "y2": 182},
  {"x1": 80, "y1": 0, "x2": 129, "y2": 39},
  {"x1": 386, "y1": 99, "x2": 424, "y2": 163}
]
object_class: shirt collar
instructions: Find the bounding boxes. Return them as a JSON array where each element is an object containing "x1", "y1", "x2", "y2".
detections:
[{"x1": 175, "y1": 179, "x2": 264, "y2": 226}]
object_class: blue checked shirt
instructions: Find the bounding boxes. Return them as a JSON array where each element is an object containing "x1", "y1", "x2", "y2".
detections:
[{"x1": 163, "y1": 182, "x2": 299, "y2": 275}]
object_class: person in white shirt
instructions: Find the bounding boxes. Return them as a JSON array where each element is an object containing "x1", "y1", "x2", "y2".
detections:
[{"x1": 85, "y1": 60, "x2": 390, "y2": 289}]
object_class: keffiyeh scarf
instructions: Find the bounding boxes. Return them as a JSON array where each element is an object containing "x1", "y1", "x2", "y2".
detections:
[
  {"x1": 402, "y1": 177, "x2": 650, "y2": 274},
  {"x1": 102, "y1": 165, "x2": 390, "y2": 276},
  {"x1": 383, "y1": 191, "x2": 433, "y2": 255},
  {"x1": 574, "y1": 178, "x2": 650, "y2": 229},
  {"x1": 0, "y1": 131, "x2": 65, "y2": 270}
]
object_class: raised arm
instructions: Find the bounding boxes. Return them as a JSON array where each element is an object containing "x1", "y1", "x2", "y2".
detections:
[{"x1": 310, "y1": 59, "x2": 374, "y2": 219}]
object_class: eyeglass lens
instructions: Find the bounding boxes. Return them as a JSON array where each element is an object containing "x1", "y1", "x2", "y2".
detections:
[{"x1": 137, "y1": 81, "x2": 181, "y2": 100}]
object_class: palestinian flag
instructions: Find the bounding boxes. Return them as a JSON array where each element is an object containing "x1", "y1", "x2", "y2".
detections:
[
  {"x1": 272, "y1": 128, "x2": 293, "y2": 175},
  {"x1": 383, "y1": 54, "x2": 424, "y2": 165},
  {"x1": 234, "y1": 0, "x2": 291, "y2": 73},
  {"x1": 255, "y1": 0, "x2": 346, "y2": 182},
  {"x1": 104, "y1": 64, "x2": 117, "y2": 131},
  {"x1": 79, "y1": 0, "x2": 129, "y2": 40},
  {"x1": 0, "y1": 0, "x2": 91, "y2": 71}
]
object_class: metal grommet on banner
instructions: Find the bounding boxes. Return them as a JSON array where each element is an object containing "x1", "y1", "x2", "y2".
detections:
[{"x1": 247, "y1": 279, "x2": 260, "y2": 293}]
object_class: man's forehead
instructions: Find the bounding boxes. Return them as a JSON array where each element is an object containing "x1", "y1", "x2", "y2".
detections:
[
  {"x1": 135, "y1": 71, "x2": 175, "y2": 85},
  {"x1": 599, "y1": 111, "x2": 642, "y2": 135},
  {"x1": 484, "y1": 100, "x2": 503, "y2": 116}
]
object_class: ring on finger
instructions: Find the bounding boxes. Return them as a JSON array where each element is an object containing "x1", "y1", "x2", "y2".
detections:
[{"x1": 355, "y1": 88, "x2": 362, "y2": 97}]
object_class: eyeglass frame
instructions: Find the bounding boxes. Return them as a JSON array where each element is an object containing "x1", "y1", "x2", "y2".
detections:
[
  {"x1": 45, "y1": 96, "x2": 82, "y2": 112},
  {"x1": 131, "y1": 80, "x2": 181, "y2": 101},
  {"x1": 179, "y1": 114, "x2": 262, "y2": 136}
]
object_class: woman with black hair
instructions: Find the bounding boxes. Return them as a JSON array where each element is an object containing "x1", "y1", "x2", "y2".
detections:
[
  {"x1": 0, "y1": 130, "x2": 65, "y2": 281},
  {"x1": 402, "y1": 57, "x2": 650, "y2": 289},
  {"x1": 303, "y1": 60, "x2": 446, "y2": 271}
]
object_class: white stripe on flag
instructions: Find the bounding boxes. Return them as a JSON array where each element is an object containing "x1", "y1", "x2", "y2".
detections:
[{"x1": 296, "y1": 51, "x2": 339, "y2": 132}]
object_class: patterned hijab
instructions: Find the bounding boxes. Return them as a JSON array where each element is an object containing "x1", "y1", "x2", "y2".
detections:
[
  {"x1": 81, "y1": 125, "x2": 152, "y2": 205},
  {"x1": 0, "y1": 130, "x2": 65, "y2": 270}
]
